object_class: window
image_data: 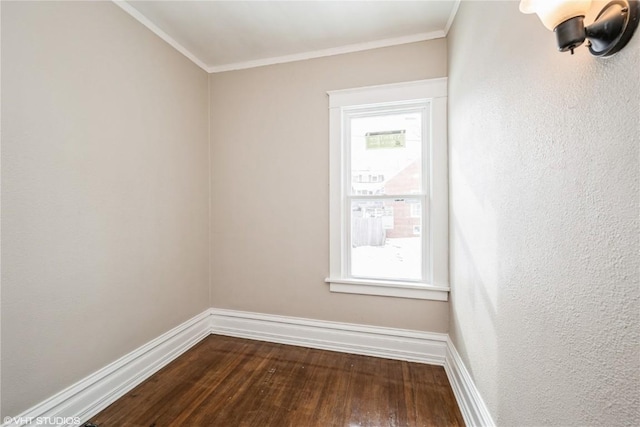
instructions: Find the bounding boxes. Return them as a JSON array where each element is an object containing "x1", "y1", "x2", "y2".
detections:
[
  {"x1": 410, "y1": 202, "x2": 421, "y2": 218},
  {"x1": 326, "y1": 79, "x2": 449, "y2": 301}
]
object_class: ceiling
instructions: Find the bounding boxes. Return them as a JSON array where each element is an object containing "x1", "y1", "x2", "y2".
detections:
[{"x1": 116, "y1": 1, "x2": 460, "y2": 73}]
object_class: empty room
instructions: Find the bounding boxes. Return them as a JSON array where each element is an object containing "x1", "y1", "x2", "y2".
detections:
[{"x1": 1, "y1": 0, "x2": 638, "y2": 426}]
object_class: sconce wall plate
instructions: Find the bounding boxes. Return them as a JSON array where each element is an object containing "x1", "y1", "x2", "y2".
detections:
[{"x1": 586, "y1": 0, "x2": 639, "y2": 56}]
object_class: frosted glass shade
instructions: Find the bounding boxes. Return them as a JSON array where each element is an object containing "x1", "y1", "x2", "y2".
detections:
[{"x1": 520, "y1": 0, "x2": 592, "y2": 30}]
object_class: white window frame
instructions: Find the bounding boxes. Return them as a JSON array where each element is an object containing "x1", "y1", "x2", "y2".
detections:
[{"x1": 325, "y1": 78, "x2": 449, "y2": 301}]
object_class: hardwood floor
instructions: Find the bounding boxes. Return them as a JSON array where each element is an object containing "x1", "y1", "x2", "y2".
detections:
[{"x1": 90, "y1": 335, "x2": 464, "y2": 426}]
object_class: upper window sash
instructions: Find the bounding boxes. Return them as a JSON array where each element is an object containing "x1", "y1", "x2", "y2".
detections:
[{"x1": 342, "y1": 102, "x2": 429, "y2": 198}]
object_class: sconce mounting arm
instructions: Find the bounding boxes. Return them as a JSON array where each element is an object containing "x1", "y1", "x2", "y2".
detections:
[{"x1": 585, "y1": 0, "x2": 639, "y2": 56}]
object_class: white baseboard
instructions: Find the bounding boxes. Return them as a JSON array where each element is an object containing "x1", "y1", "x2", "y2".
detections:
[
  {"x1": 2, "y1": 310, "x2": 211, "y2": 427},
  {"x1": 209, "y1": 309, "x2": 498, "y2": 424},
  {"x1": 209, "y1": 308, "x2": 447, "y2": 365},
  {"x1": 2, "y1": 308, "x2": 496, "y2": 427},
  {"x1": 444, "y1": 338, "x2": 496, "y2": 427}
]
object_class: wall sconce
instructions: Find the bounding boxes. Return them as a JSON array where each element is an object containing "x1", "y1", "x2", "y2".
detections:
[{"x1": 520, "y1": 0, "x2": 639, "y2": 56}]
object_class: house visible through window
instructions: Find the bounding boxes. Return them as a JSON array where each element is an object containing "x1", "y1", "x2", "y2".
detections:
[{"x1": 326, "y1": 79, "x2": 450, "y2": 301}]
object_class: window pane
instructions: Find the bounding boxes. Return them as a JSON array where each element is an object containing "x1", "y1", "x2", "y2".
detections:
[
  {"x1": 350, "y1": 110, "x2": 423, "y2": 196},
  {"x1": 350, "y1": 198, "x2": 422, "y2": 281}
]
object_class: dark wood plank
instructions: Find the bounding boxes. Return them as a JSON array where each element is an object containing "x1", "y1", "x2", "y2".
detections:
[{"x1": 91, "y1": 335, "x2": 465, "y2": 427}]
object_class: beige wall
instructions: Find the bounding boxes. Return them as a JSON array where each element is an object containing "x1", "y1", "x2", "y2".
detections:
[
  {"x1": 209, "y1": 40, "x2": 449, "y2": 331},
  {"x1": 1, "y1": 1, "x2": 209, "y2": 417},
  {"x1": 448, "y1": 1, "x2": 639, "y2": 425}
]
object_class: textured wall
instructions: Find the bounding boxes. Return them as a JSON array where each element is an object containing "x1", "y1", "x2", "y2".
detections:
[
  {"x1": 448, "y1": 1, "x2": 639, "y2": 425},
  {"x1": 209, "y1": 40, "x2": 450, "y2": 332},
  {"x1": 1, "y1": 1, "x2": 209, "y2": 416}
]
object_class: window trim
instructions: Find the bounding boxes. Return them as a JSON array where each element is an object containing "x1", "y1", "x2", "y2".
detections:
[{"x1": 325, "y1": 78, "x2": 449, "y2": 301}]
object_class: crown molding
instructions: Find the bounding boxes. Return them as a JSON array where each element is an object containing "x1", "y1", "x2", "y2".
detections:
[
  {"x1": 113, "y1": 1, "x2": 450, "y2": 74},
  {"x1": 209, "y1": 31, "x2": 445, "y2": 73},
  {"x1": 112, "y1": 1, "x2": 209, "y2": 72},
  {"x1": 445, "y1": 0, "x2": 461, "y2": 35}
]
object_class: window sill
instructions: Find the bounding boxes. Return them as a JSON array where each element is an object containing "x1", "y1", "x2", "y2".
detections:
[{"x1": 324, "y1": 278, "x2": 449, "y2": 301}]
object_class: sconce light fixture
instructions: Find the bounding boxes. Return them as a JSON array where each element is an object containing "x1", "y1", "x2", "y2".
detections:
[{"x1": 520, "y1": 0, "x2": 639, "y2": 56}]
